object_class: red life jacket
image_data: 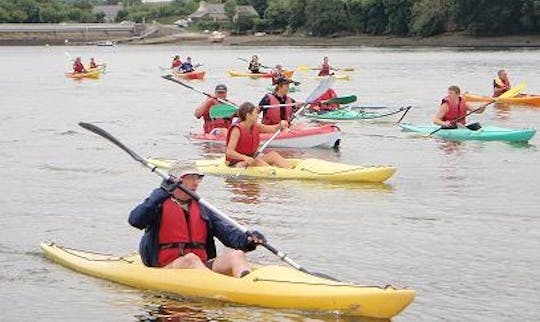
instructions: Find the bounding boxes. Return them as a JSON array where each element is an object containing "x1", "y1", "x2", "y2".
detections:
[
  {"x1": 442, "y1": 96, "x2": 467, "y2": 125},
  {"x1": 226, "y1": 122, "x2": 260, "y2": 164},
  {"x1": 172, "y1": 59, "x2": 182, "y2": 68},
  {"x1": 157, "y1": 198, "x2": 208, "y2": 267},
  {"x1": 262, "y1": 93, "x2": 292, "y2": 125},
  {"x1": 199, "y1": 98, "x2": 232, "y2": 134},
  {"x1": 319, "y1": 62, "x2": 330, "y2": 76},
  {"x1": 311, "y1": 89, "x2": 339, "y2": 111},
  {"x1": 73, "y1": 61, "x2": 84, "y2": 73}
]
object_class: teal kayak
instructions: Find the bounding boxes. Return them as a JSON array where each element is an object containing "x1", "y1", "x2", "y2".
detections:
[
  {"x1": 399, "y1": 123, "x2": 536, "y2": 142},
  {"x1": 304, "y1": 107, "x2": 409, "y2": 121},
  {"x1": 266, "y1": 85, "x2": 298, "y2": 92}
]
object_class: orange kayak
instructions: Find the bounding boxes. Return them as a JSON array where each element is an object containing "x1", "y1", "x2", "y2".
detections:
[
  {"x1": 228, "y1": 70, "x2": 294, "y2": 78},
  {"x1": 173, "y1": 70, "x2": 206, "y2": 80},
  {"x1": 464, "y1": 93, "x2": 540, "y2": 107}
]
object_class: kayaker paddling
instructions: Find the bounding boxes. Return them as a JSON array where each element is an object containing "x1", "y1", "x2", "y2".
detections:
[
  {"x1": 433, "y1": 85, "x2": 487, "y2": 129},
  {"x1": 180, "y1": 57, "x2": 195, "y2": 73},
  {"x1": 194, "y1": 84, "x2": 233, "y2": 135},
  {"x1": 129, "y1": 167, "x2": 266, "y2": 277},
  {"x1": 493, "y1": 70, "x2": 511, "y2": 97},
  {"x1": 226, "y1": 102, "x2": 293, "y2": 168},
  {"x1": 318, "y1": 56, "x2": 335, "y2": 76},
  {"x1": 270, "y1": 64, "x2": 285, "y2": 85},
  {"x1": 171, "y1": 55, "x2": 182, "y2": 69},
  {"x1": 248, "y1": 55, "x2": 262, "y2": 74},
  {"x1": 89, "y1": 57, "x2": 98, "y2": 69},
  {"x1": 259, "y1": 77, "x2": 302, "y2": 126},
  {"x1": 309, "y1": 88, "x2": 340, "y2": 113},
  {"x1": 72, "y1": 57, "x2": 87, "y2": 74}
]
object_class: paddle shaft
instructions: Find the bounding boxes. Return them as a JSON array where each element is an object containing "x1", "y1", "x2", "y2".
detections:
[
  {"x1": 162, "y1": 75, "x2": 238, "y2": 108},
  {"x1": 237, "y1": 57, "x2": 272, "y2": 69},
  {"x1": 78, "y1": 122, "x2": 314, "y2": 274}
]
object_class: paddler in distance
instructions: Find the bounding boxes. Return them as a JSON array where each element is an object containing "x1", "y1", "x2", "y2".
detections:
[
  {"x1": 493, "y1": 69, "x2": 511, "y2": 97},
  {"x1": 226, "y1": 102, "x2": 293, "y2": 169},
  {"x1": 171, "y1": 55, "x2": 182, "y2": 69},
  {"x1": 129, "y1": 167, "x2": 266, "y2": 277},
  {"x1": 180, "y1": 56, "x2": 195, "y2": 73},
  {"x1": 259, "y1": 76, "x2": 302, "y2": 126},
  {"x1": 248, "y1": 55, "x2": 262, "y2": 74},
  {"x1": 433, "y1": 85, "x2": 488, "y2": 130},
  {"x1": 194, "y1": 84, "x2": 233, "y2": 136},
  {"x1": 72, "y1": 57, "x2": 86, "y2": 74},
  {"x1": 318, "y1": 56, "x2": 336, "y2": 76}
]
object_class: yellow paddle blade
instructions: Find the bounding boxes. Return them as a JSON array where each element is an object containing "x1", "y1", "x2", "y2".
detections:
[
  {"x1": 340, "y1": 67, "x2": 355, "y2": 72},
  {"x1": 296, "y1": 65, "x2": 313, "y2": 71},
  {"x1": 497, "y1": 82, "x2": 527, "y2": 99}
]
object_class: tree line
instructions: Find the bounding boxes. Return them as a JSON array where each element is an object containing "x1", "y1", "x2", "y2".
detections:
[{"x1": 1, "y1": 0, "x2": 539, "y2": 37}]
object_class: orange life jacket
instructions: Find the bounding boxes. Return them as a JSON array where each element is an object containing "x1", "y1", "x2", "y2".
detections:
[
  {"x1": 226, "y1": 122, "x2": 260, "y2": 164},
  {"x1": 262, "y1": 93, "x2": 292, "y2": 125},
  {"x1": 157, "y1": 198, "x2": 208, "y2": 266}
]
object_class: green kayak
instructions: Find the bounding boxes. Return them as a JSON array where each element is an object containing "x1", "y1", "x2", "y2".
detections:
[
  {"x1": 304, "y1": 107, "x2": 409, "y2": 121},
  {"x1": 266, "y1": 84, "x2": 298, "y2": 92},
  {"x1": 400, "y1": 123, "x2": 536, "y2": 142}
]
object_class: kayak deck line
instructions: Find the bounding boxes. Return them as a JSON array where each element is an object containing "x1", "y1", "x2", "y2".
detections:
[
  {"x1": 253, "y1": 277, "x2": 400, "y2": 289},
  {"x1": 47, "y1": 242, "x2": 135, "y2": 263}
]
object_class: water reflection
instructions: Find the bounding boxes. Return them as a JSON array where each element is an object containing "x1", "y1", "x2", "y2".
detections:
[
  {"x1": 136, "y1": 294, "x2": 389, "y2": 322},
  {"x1": 436, "y1": 140, "x2": 465, "y2": 156},
  {"x1": 224, "y1": 177, "x2": 262, "y2": 204}
]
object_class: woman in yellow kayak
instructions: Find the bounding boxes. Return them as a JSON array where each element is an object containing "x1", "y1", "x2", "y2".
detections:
[
  {"x1": 493, "y1": 69, "x2": 511, "y2": 97},
  {"x1": 226, "y1": 102, "x2": 293, "y2": 169},
  {"x1": 129, "y1": 167, "x2": 266, "y2": 278},
  {"x1": 434, "y1": 85, "x2": 487, "y2": 129},
  {"x1": 318, "y1": 56, "x2": 336, "y2": 76}
]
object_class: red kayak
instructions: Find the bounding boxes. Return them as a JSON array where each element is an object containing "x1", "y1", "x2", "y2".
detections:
[
  {"x1": 188, "y1": 125, "x2": 341, "y2": 149},
  {"x1": 173, "y1": 70, "x2": 206, "y2": 80}
]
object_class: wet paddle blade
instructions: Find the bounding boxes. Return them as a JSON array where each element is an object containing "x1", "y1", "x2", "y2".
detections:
[
  {"x1": 210, "y1": 104, "x2": 237, "y2": 119},
  {"x1": 322, "y1": 95, "x2": 357, "y2": 105}
]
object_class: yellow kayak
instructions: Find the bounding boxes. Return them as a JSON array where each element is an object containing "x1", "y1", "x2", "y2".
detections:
[
  {"x1": 148, "y1": 157, "x2": 396, "y2": 183},
  {"x1": 228, "y1": 70, "x2": 294, "y2": 78},
  {"x1": 65, "y1": 69, "x2": 101, "y2": 79},
  {"x1": 315, "y1": 74, "x2": 350, "y2": 81},
  {"x1": 41, "y1": 242, "x2": 415, "y2": 318}
]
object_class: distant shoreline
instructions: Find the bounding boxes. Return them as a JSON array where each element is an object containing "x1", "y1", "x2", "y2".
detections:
[{"x1": 1, "y1": 28, "x2": 539, "y2": 48}]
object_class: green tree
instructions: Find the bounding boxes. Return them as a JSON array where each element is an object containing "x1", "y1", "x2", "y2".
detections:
[
  {"x1": 249, "y1": 0, "x2": 268, "y2": 16},
  {"x1": 264, "y1": 0, "x2": 288, "y2": 30},
  {"x1": 344, "y1": 0, "x2": 367, "y2": 33},
  {"x1": 409, "y1": 0, "x2": 448, "y2": 37},
  {"x1": 363, "y1": 0, "x2": 387, "y2": 34},
  {"x1": 304, "y1": 0, "x2": 347, "y2": 36},
  {"x1": 383, "y1": 0, "x2": 412, "y2": 35},
  {"x1": 224, "y1": 0, "x2": 238, "y2": 19},
  {"x1": 287, "y1": 0, "x2": 306, "y2": 32}
]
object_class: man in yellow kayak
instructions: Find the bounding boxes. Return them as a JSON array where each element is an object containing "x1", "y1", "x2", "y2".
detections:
[
  {"x1": 248, "y1": 55, "x2": 262, "y2": 74},
  {"x1": 129, "y1": 167, "x2": 266, "y2": 277},
  {"x1": 194, "y1": 84, "x2": 233, "y2": 135},
  {"x1": 493, "y1": 69, "x2": 511, "y2": 97},
  {"x1": 434, "y1": 85, "x2": 487, "y2": 129},
  {"x1": 226, "y1": 102, "x2": 293, "y2": 168},
  {"x1": 259, "y1": 76, "x2": 302, "y2": 125}
]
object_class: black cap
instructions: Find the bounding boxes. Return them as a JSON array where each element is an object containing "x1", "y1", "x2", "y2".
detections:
[
  {"x1": 215, "y1": 84, "x2": 227, "y2": 92},
  {"x1": 275, "y1": 76, "x2": 294, "y2": 85}
]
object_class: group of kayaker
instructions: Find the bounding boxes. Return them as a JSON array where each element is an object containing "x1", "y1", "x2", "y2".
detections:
[
  {"x1": 72, "y1": 57, "x2": 101, "y2": 74},
  {"x1": 433, "y1": 70, "x2": 515, "y2": 129},
  {"x1": 171, "y1": 55, "x2": 197, "y2": 74}
]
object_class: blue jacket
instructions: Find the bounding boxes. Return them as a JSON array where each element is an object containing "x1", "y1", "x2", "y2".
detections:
[
  {"x1": 180, "y1": 62, "x2": 194, "y2": 73},
  {"x1": 128, "y1": 188, "x2": 256, "y2": 267}
]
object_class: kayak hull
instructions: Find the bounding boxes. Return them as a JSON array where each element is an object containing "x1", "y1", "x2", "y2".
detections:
[
  {"x1": 304, "y1": 107, "x2": 407, "y2": 122},
  {"x1": 65, "y1": 69, "x2": 101, "y2": 79},
  {"x1": 173, "y1": 70, "x2": 206, "y2": 80},
  {"x1": 41, "y1": 242, "x2": 415, "y2": 319},
  {"x1": 149, "y1": 158, "x2": 396, "y2": 183},
  {"x1": 315, "y1": 74, "x2": 350, "y2": 81},
  {"x1": 464, "y1": 93, "x2": 540, "y2": 107},
  {"x1": 400, "y1": 123, "x2": 536, "y2": 142},
  {"x1": 188, "y1": 125, "x2": 341, "y2": 149},
  {"x1": 228, "y1": 70, "x2": 294, "y2": 78}
]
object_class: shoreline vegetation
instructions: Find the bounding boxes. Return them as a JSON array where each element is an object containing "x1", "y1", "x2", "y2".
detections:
[
  {"x1": 1, "y1": 27, "x2": 540, "y2": 48},
  {"x1": 1, "y1": 0, "x2": 539, "y2": 47}
]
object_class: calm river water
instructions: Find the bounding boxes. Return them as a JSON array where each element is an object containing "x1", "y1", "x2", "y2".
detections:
[{"x1": 1, "y1": 45, "x2": 539, "y2": 321}]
